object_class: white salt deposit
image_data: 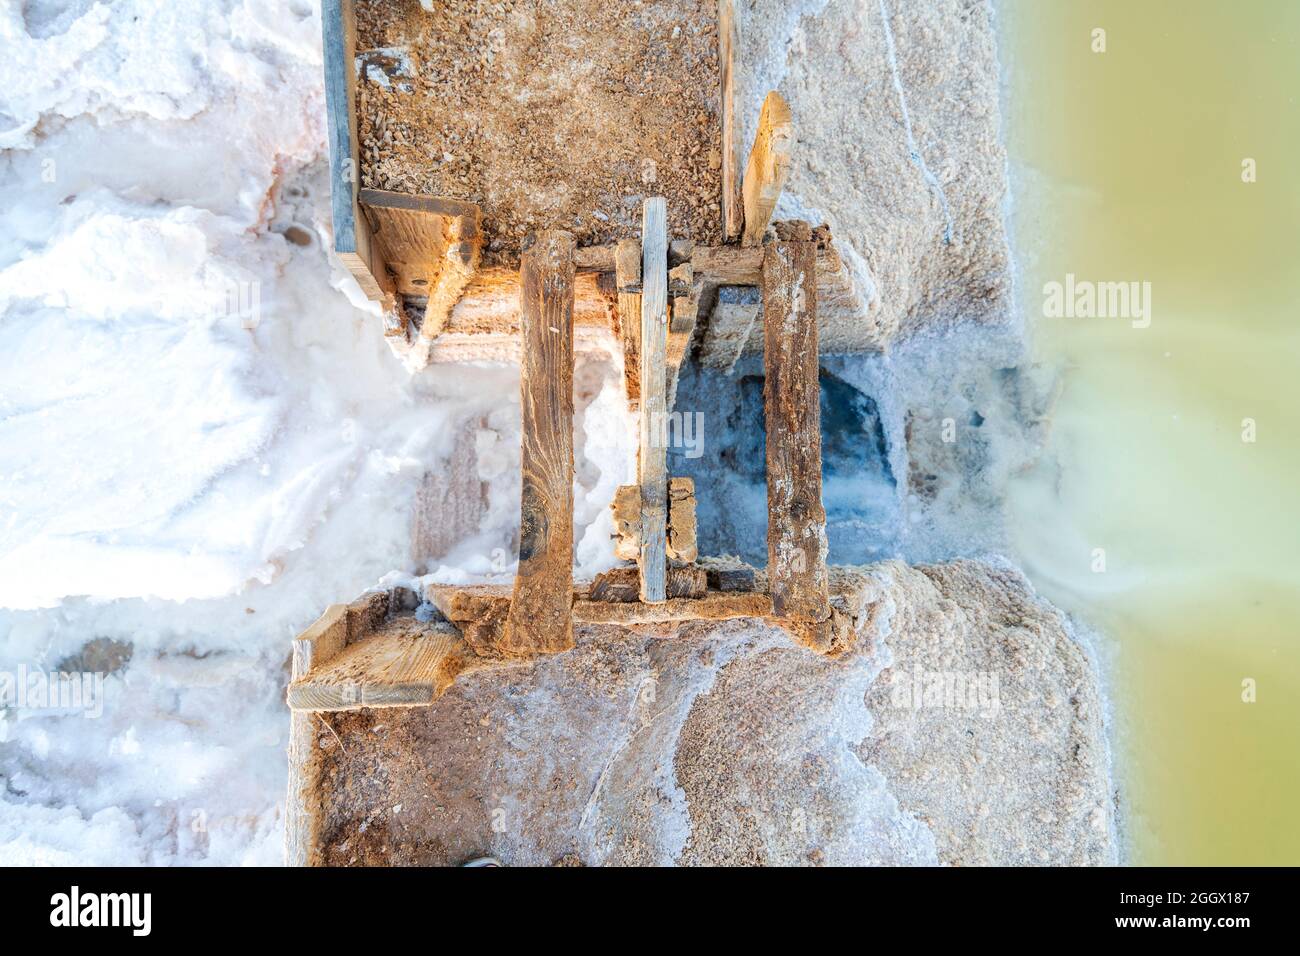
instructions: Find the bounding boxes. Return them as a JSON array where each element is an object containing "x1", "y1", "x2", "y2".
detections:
[{"x1": 0, "y1": 0, "x2": 631, "y2": 864}]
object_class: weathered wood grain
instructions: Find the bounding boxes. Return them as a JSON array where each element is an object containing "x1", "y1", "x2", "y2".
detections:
[
  {"x1": 719, "y1": 0, "x2": 741, "y2": 241},
  {"x1": 742, "y1": 91, "x2": 795, "y2": 246},
  {"x1": 612, "y1": 484, "x2": 642, "y2": 561},
  {"x1": 612, "y1": 477, "x2": 697, "y2": 564},
  {"x1": 638, "y1": 199, "x2": 669, "y2": 603},
  {"x1": 286, "y1": 601, "x2": 349, "y2": 866},
  {"x1": 287, "y1": 617, "x2": 460, "y2": 711},
  {"x1": 358, "y1": 188, "x2": 482, "y2": 363},
  {"x1": 358, "y1": 188, "x2": 480, "y2": 301},
  {"x1": 762, "y1": 221, "x2": 830, "y2": 622},
  {"x1": 615, "y1": 238, "x2": 642, "y2": 408},
  {"x1": 573, "y1": 590, "x2": 773, "y2": 625},
  {"x1": 666, "y1": 257, "x2": 699, "y2": 410},
  {"x1": 589, "y1": 564, "x2": 707, "y2": 603},
  {"x1": 667, "y1": 476, "x2": 699, "y2": 563},
  {"x1": 506, "y1": 230, "x2": 577, "y2": 654}
]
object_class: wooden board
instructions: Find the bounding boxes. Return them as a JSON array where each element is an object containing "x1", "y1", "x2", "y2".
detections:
[
  {"x1": 742, "y1": 91, "x2": 795, "y2": 247},
  {"x1": 667, "y1": 476, "x2": 699, "y2": 563},
  {"x1": 285, "y1": 601, "x2": 348, "y2": 866},
  {"x1": 573, "y1": 590, "x2": 772, "y2": 625},
  {"x1": 719, "y1": 0, "x2": 741, "y2": 241},
  {"x1": 615, "y1": 239, "x2": 642, "y2": 408},
  {"x1": 287, "y1": 617, "x2": 459, "y2": 711},
  {"x1": 638, "y1": 199, "x2": 669, "y2": 603},
  {"x1": 762, "y1": 222, "x2": 830, "y2": 622},
  {"x1": 612, "y1": 484, "x2": 641, "y2": 561},
  {"x1": 506, "y1": 231, "x2": 577, "y2": 655},
  {"x1": 590, "y1": 565, "x2": 707, "y2": 602},
  {"x1": 358, "y1": 189, "x2": 480, "y2": 298},
  {"x1": 321, "y1": 0, "x2": 388, "y2": 303}
]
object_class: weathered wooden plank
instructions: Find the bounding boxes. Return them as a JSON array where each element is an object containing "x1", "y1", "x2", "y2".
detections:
[
  {"x1": 506, "y1": 230, "x2": 577, "y2": 654},
  {"x1": 742, "y1": 91, "x2": 795, "y2": 246},
  {"x1": 667, "y1": 477, "x2": 699, "y2": 563},
  {"x1": 574, "y1": 590, "x2": 772, "y2": 625},
  {"x1": 357, "y1": 189, "x2": 481, "y2": 222},
  {"x1": 762, "y1": 220, "x2": 830, "y2": 622},
  {"x1": 322, "y1": 0, "x2": 388, "y2": 302},
  {"x1": 704, "y1": 563, "x2": 758, "y2": 593},
  {"x1": 427, "y1": 583, "x2": 514, "y2": 659},
  {"x1": 287, "y1": 618, "x2": 459, "y2": 711},
  {"x1": 359, "y1": 188, "x2": 482, "y2": 362},
  {"x1": 615, "y1": 239, "x2": 642, "y2": 408},
  {"x1": 286, "y1": 600, "x2": 349, "y2": 866},
  {"x1": 612, "y1": 477, "x2": 697, "y2": 564},
  {"x1": 571, "y1": 239, "x2": 694, "y2": 275},
  {"x1": 719, "y1": 0, "x2": 742, "y2": 241},
  {"x1": 666, "y1": 260, "x2": 699, "y2": 412},
  {"x1": 638, "y1": 199, "x2": 669, "y2": 603},
  {"x1": 357, "y1": 190, "x2": 480, "y2": 302},
  {"x1": 404, "y1": 235, "x2": 823, "y2": 288},
  {"x1": 611, "y1": 484, "x2": 642, "y2": 561},
  {"x1": 291, "y1": 603, "x2": 348, "y2": 680},
  {"x1": 589, "y1": 565, "x2": 707, "y2": 603}
]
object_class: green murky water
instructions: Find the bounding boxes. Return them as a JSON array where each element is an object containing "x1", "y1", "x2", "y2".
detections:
[{"x1": 1000, "y1": 0, "x2": 1300, "y2": 864}]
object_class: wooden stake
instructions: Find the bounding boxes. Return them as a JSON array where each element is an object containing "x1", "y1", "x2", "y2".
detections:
[
  {"x1": 742, "y1": 91, "x2": 794, "y2": 247},
  {"x1": 506, "y1": 230, "x2": 577, "y2": 654},
  {"x1": 719, "y1": 0, "x2": 742, "y2": 241},
  {"x1": 638, "y1": 198, "x2": 669, "y2": 604},
  {"x1": 762, "y1": 221, "x2": 829, "y2": 622}
]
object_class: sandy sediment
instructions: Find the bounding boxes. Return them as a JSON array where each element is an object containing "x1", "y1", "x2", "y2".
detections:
[
  {"x1": 309, "y1": 559, "x2": 1115, "y2": 866},
  {"x1": 354, "y1": 0, "x2": 723, "y2": 264}
]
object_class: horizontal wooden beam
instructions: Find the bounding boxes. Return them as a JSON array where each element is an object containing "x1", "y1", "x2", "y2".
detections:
[
  {"x1": 590, "y1": 565, "x2": 707, "y2": 602},
  {"x1": 358, "y1": 188, "x2": 482, "y2": 224}
]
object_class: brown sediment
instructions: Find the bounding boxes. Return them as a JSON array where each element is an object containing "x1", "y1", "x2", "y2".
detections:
[{"x1": 354, "y1": 0, "x2": 724, "y2": 265}]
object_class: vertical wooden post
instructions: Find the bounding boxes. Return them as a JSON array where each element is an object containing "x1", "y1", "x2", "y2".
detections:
[
  {"x1": 321, "y1": 0, "x2": 389, "y2": 304},
  {"x1": 718, "y1": 0, "x2": 742, "y2": 242},
  {"x1": 638, "y1": 198, "x2": 669, "y2": 604},
  {"x1": 762, "y1": 221, "x2": 829, "y2": 622},
  {"x1": 506, "y1": 230, "x2": 576, "y2": 654},
  {"x1": 615, "y1": 239, "x2": 642, "y2": 410}
]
